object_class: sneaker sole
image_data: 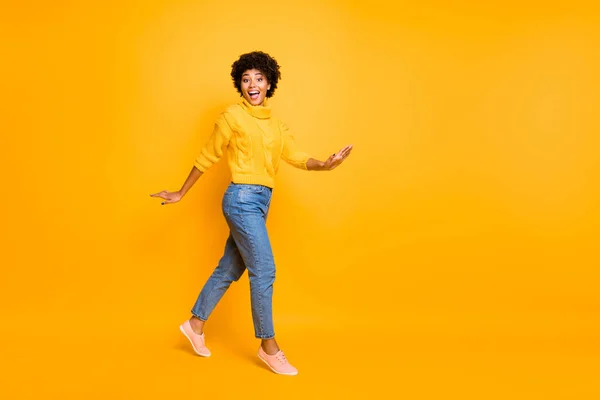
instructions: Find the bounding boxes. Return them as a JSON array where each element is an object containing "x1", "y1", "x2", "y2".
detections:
[
  {"x1": 179, "y1": 325, "x2": 211, "y2": 357},
  {"x1": 257, "y1": 352, "x2": 298, "y2": 376}
]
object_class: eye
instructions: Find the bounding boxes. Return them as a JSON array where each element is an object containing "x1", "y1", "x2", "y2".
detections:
[
  {"x1": 258, "y1": 77, "x2": 263, "y2": 82},
  {"x1": 243, "y1": 79, "x2": 249, "y2": 83}
]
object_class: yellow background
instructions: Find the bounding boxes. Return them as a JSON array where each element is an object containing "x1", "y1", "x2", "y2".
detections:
[{"x1": 1, "y1": 0, "x2": 599, "y2": 398}]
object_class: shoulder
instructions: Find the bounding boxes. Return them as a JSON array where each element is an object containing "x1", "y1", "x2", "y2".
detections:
[
  {"x1": 218, "y1": 103, "x2": 242, "y2": 120},
  {"x1": 223, "y1": 103, "x2": 243, "y2": 116},
  {"x1": 214, "y1": 104, "x2": 244, "y2": 129}
]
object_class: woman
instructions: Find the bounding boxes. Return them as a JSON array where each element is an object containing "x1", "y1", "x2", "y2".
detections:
[{"x1": 151, "y1": 51, "x2": 352, "y2": 375}]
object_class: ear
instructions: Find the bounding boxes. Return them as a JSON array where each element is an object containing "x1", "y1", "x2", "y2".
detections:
[{"x1": 268, "y1": 83, "x2": 271, "y2": 91}]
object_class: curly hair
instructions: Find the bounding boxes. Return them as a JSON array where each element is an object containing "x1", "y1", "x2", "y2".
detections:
[{"x1": 230, "y1": 51, "x2": 281, "y2": 98}]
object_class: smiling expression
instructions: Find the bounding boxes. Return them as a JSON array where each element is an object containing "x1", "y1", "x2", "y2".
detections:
[{"x1": 241, "y1": 69, "x2": 271, "y2": 106}]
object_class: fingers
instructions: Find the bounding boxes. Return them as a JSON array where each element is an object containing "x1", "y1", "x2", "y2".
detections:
[
  {"x1": 333, "y1": 147, "x2": 352, "y2": 163},
  {"x1": 338, "y1": 149, "x2": 351, "y2": 160},
  {"x1": 341, "y1": 146, "x2": 353, "y2": 159},
  {"x1": 154, "y1": 197, "x2": 173, "y2": 205},
  {"x1": 340, "y1": 144, "x2": 353, "y2": 157},
  {"x1": 327, "y1": 145, "x2": 352, "y2": 170},
  {"x1": 332, "y1": 145, "x2": 353, "y2": 161},
  {"x1": 150, "y1": 190, "x2": 174, "y2": 204},
  {"x1": 150, "y1": 190, "x2": 167, "y2": 198}
]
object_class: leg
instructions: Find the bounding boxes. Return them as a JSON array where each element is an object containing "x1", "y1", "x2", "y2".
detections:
[
  {"x1": 229, "y1": 214, "x2": 277, "y2": 343},
  {"x1": 225, "y1": 184, "x2": 298, "y2": 375},
  {"x1": 225, "y1": 186, "x2": 276, "y2": 342},
  {"x1": 189, "y1": 233, "x2": 246, "y2": 333}
]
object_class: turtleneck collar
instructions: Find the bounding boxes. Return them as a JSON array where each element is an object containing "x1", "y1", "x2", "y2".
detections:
[{"x1": 240, "y1": 97, "x2": 272, "y2": 119}]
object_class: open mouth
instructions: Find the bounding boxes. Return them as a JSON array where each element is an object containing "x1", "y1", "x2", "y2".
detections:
[{"x1": 248, "y1": 91, "x2": 260, "y2": 100}]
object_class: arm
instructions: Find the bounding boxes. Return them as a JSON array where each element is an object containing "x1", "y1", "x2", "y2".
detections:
[
  {"x1": 306, "y1": 158, "x2": 327, "y2": 171},
  {"x1": 178, "y1": 166, "x2": 203, "y2": 196},
  {"x1": 306, "y1": 144, "x2": 354, "y2": 171},
  {"x1": 149, "y1": 166, "x2": 203, "y2": 205},
  {"x1": 151, "y1": 117, "x2": 231, "y2": 205},
  {"x1": 280, "y1": 121, "x2": 353, "y2": 172},
  {"x1": 280, "y1": 122, "x2": 312, "y2": 170},
  {"x1": 169, "y1": 166, "x2": 204, "y2": 201}
]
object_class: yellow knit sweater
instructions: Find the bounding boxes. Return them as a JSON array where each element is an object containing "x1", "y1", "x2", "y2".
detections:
[{"x1": 194, "y1": 98, "x2": 312, "y2": 188}]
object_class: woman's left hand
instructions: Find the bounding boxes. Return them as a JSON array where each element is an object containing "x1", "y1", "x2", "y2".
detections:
[{"x1": 322, "y1": 144, "x2": 353, "y2": 171}]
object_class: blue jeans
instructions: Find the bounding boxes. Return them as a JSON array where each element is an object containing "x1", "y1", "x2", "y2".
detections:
[{"x1": 191, "y1": 183, "x2": 276, "y2": 339}]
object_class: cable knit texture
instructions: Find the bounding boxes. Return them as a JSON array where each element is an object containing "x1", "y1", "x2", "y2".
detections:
[{"x1": 194, "y1": 98, "x2": 311, "y2": 188}]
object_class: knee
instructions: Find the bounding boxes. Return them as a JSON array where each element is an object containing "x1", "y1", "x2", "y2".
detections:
[
  {"x1": 214, "y1": 264, "x2": 244, "y2": 284},
  {"x1": 258, "y1": 264, "x2": 276, "y2": 284},
  {"x1": 230, "y1": 269, "x2": 244, "y2": 282}
]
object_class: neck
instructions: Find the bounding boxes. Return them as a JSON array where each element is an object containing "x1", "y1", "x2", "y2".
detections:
[{"x1": 240, "y1": 97, "x2": 271, "y2": 119}]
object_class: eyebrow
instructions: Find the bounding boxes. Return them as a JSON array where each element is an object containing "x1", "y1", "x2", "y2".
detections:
[{"x1": 242, "y1": 72, "x2": 263, "y2": 77}]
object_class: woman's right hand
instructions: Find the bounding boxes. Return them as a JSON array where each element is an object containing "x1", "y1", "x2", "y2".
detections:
[{"x1": 150, "y1": 190, "x2": 183, "y2": 205}]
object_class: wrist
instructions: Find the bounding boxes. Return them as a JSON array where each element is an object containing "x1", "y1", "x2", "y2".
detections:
[{"x1": 307, "y1": 158, "x2": 325, "y2": 171}]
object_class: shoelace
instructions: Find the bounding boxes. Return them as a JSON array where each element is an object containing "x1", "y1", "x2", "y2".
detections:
[{"x1": 276, "y1": 352, "x2": 288, "y2": 364}]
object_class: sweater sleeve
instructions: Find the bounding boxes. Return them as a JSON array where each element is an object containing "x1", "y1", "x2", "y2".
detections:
[
  {"x1": 280, "y1": 121, "x2": 311, "y2": 170},
  {"x1": 194, "y1": 115, "x2": 232, "y2": 172}
]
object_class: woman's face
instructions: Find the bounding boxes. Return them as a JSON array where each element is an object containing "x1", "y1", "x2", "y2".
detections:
[{"x1": 241, "y1": 69, "x2": 271, "y2": 106}]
